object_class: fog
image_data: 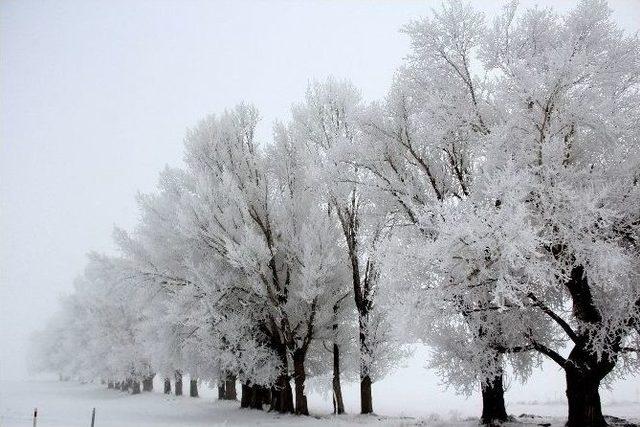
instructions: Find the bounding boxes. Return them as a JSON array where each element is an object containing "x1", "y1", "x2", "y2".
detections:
[{"x1": 1, "y1": 0, "x2": 639, "y2": 391}]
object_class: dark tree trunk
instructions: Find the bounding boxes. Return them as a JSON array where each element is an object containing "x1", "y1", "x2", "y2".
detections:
[
  {"x1": 163, "y1": 378, "x2": 171, "y2": 394},
  {"x1": 270, "y1": 343, "x2": 294, "y2": 413},
  {"x1": 251, "y1": 385, "x2": 264, "y2": 410},
  {"x1": 131, "y1": 380, "x2": 141, "y2": 395},
  {"x1": 563, "y1": 344, "x2": 614, "y2": 427},
  {"x1": 355, "y1": 262, "x2": 375, "y2": 415},
  {"x1": 217, "y1": 371, "x2": 226, "y2": 399},
  {"x1": 340, "y1": 202, "x2": 376, "y2": 415},
  {"x1": 332, "y1": 344, "x2": 345, "y2": 414},
  {"x1": 357, "y1": 312, "x2": 374, "y2": 414},
  {"x1": 215, "y1": 371, "x2": 225, "y2": 399},
  {"x1": 562, "y1": 266, "x2": 615, "y2": 427},
  {"x1": 190, "y1": 378, "x2": 199, "y2": 397},
  {"x1": 481, "y1": 373, "x2": 508, "y2": 426},
  {"x1": 251, "y1": 384, "x2": 269, "y2": 410},
  {"x1": 358, "y1": 309, "x2": 373, "y2": 414},
  {"x1": 114, "y1": 381, "x2": 121, "y2": 390},
  {"x1": 566, "y1": 368, "x2": 606, "y2": 427},
  {"x1": 241, "y1": 383, "x2": 252, "y2": 408},
  {"x1": 122, "y1": 379, "x2": 131, "y2": 393},
  {"x1": 107, "y1": 381, "x2": 114, "y2": 389},
  {"x1": 174, "y1": 371, "x2": 183, "y2": 396},
  {"x1": 360, "y1": 374, "x2": 373, "y2": 415},
  {"x1": 270, "y1": 372, "x2": 294, "y2": 413},
  {"x1": 224, "y1": 374, "x2": 237, "y2": 400},
  {"x1": 332, "y1": 301, "x2": 345, "y2": 415},
  {"x1": 263, "y1": 387, "x2": 272, "y2": 405},
  {"x1": 292, "y1": 350, "x2": 309, "y2": 415},
  {"x1": 142, "y1": 374, "x2": 154, "y2": 392}
]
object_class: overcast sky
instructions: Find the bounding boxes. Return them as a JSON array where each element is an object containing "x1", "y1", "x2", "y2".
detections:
[{"x1": 1, "y1": 0, "x2": 639, "y2": 388}]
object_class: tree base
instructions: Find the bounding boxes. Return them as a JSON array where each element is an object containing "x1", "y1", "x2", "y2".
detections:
[
  {"x1": 190, "y1": 379, "x2": 199, "y2": 398},
  {"x1": 142, "y1": 375, "x2": 154, "y2": 392},
  {"x1": 131, "y1": 380, "x2": 141, "y2": 395},
  {"x1": 481, "y1": 374, "x2": 508, "y2": 426},
  {"x1": 360, "y1": 375, "x2": 373, "y2": 414},
  {"x1": 174, "y1": 373, "x2": 183, "y2": 396},
  {"x1": 566, "y1": 370, "x2": 607, "y2": 427}
]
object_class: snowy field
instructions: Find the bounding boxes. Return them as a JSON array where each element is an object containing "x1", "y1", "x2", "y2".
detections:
[{"x1": 2, "y1": 347, "x2": 639, "y2": 427}]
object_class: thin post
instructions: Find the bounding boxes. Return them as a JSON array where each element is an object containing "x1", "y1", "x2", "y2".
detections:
[
  {"x1": 33, "y1": 408, "x2": 38, "y2": 427},
  {"x1": 91, "y1": 407, "x2": 96, "y2": 427}
]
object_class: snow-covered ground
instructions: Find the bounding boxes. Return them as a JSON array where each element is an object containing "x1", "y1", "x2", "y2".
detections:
[
  {"x1": 2, "y1": 379, "x2": 639, "y2": 427},
  {"x1": 1, "y1": 347, "x2": 639, "y2": 426}
]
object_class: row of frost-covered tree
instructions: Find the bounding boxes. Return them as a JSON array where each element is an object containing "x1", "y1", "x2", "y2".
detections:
[{"x1": 31, "y1": 1, "x2": 640, "y2": 426}]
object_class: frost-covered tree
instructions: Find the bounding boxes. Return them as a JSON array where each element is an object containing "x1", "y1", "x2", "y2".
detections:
[
  {"x1": 375, "y1": 1, "x2": 640, "y2": 426},
  {"x1": 114, "y1": 166, "x2": 257, "y2": 400},
  {"x1": 358, "y1": 1, "x2": 526, "y2": 422},
  {"x1": 288, "y1": 78, "x2": 404, "y2": 414},
  {"x1": 177, "y1": 104, "x2": 349, "y2": 415},
  {"x1": 113, "y1": 167, "x2": 206, "y2": 397},
  {"x1": 31, "y1": 2, "x2": 639, "y2": 425},
  {"x1": 32, "y1": 253, "x2": 155, "y2": 393},
  {"x1": 474, "y1": 2, "x2": 640, "y2": 425}
]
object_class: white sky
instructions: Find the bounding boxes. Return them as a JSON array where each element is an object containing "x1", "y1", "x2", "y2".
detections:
[{"x1": 1, "y1": 0, "x2": 639, "y2": 388}]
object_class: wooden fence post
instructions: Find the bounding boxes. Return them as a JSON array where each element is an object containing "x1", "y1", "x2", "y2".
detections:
[
  {"x1": 33, "y1": 408, "x2": 38, "y2": 427},
  {"x1": 91, "y1": 407, "x2": 96, "y2": 427}
]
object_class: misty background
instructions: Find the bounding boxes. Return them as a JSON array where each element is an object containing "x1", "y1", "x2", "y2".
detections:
[{"x1": 2, "y1": 0, "x2": 639, "y2": 401}]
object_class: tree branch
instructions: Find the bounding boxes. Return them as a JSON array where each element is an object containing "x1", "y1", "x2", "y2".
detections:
[{"x1": 528, "y1": 292, "x2": 579, "y2": 344}]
